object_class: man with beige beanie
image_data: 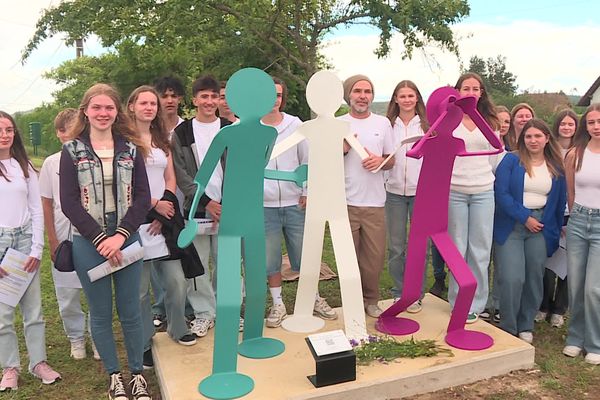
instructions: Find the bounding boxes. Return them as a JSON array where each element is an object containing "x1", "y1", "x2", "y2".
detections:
[{"x1": 339, "y1": 74, "x2": 395, "y2": 318}]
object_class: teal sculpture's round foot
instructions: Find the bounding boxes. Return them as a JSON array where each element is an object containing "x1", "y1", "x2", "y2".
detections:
[
  {"x1": 178, "y1": 220, "x2": 198, "y2": 248},
  {"x1": 238, "y1": 337, "x2": 285, "y2": 359},
  {"x1": 199, "y1": 372, "x2": 254, "y2": 400}
]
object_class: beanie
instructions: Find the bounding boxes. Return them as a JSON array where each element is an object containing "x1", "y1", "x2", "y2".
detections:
[{"x1": 343, "y1": 74, "x2": 374, "y2": 105}]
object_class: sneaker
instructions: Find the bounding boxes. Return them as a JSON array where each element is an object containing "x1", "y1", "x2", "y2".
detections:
[
  {"x1": 266, "y1": 303, "x2": 287, "y2": 328},
  {"x1": 91, "y1": 340, "x2": 101, "y2": 360},
  {"x1": 239, "y1": 317, "x2": 244, "y2": 332},
  {"x1": 314, "y1": 296, "x2": 338, "y2": 320},
  {"x1": 0, "y1": 367, "x2": 18, "y2": 392},
  {"x1": 143, "y1": 349, "x2": 154, "y2": 370},
  {"x1": 31, "y1": 361, "x2": 61, "y2": 385},
  {"x1": 562, "y1": 345, "x2": 582, "y2": 358},
  {"x1": 108, "y1": 372, "x2": 128, "y2": 400},
  {"x1": 70, "y1": 339, "x2": 86, "y2": 360},
  {"x1": 365, "y1": 304, "x2": 383, "y2": 318},
  {"x1": 185, "y1": 314, "x2": 195, "y2": 324},
  {"x1": 534, "y1": 311, "x2": 547, "y2": 323},
  {"x1": 466, "y1": 313, "x2": 479, "y2": 324},
  {"x1": 190, "y1": 318, "x2": 215, "y2": 337},
  {"x1": 550, "y1": 314, "x2": 565, "y2": 328},
  {"x1": 584, "y1": 352, "x2": 600, "y2": 365},
  {"x1": 406, "y1": 300, "x2": 423, "y2": 314},
  {"x1": 429, "y1": 279, "x2": 446, "y2": 298},
  {"x1": 493, "y1": 311, "x2": 501, "y2": 324},
  {"x1": 518, "y1": 331, "x2": 533, "y2": 344},
  {"x1": 130, "y1": 373, "x2": 152, "y2": 400},
  {"x1": 152, "y1": 314, "x2": 166, "y2": 328},
  {"x1": 480, "y1": 309, "x2": 492, "y2": 321},
  {"x1": 178, "y1": 334, "x2": 197, "y2": 346}
]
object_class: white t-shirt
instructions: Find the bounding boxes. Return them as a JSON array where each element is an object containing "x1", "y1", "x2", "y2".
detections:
[
  {"x1": 523, "y1": 163, "x2": 551, "y2": 209},
  {"x1": 0, "y1": 158, "x2": 44, "y2": 259},
  {"x1": 39, "y1": 152, "x2": 82, "y2": 288},
  {"x1": 450, "y1": 123, "x2": 496, "y2": 194},
  {"x1": 145, "y1": 147, "x2": 168, "y2": 199},
  {"x1": 338, "y1": 113, "x2": 395, "y2": 207},
  {"x1": 192, "y1": 118, "x2": 223, "y2": 202},
  {"x1": 575, "y1": 148, "x2": 600, "y2": 209}
]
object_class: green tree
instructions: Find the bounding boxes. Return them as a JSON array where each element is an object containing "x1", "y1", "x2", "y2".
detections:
[
  {"x1": 23, "y1": 0, "x2": 470, "y2": 119},
  {"x1": 464, "y1": 55, "x2": 518, "y2": 99}
]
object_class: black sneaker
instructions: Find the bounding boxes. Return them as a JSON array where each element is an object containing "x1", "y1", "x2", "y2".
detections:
[
  {"x1": 108, "y1": 372, "x2": 128, "y2": 400},
  {"x1": 178, "y1": 334, "x2": 197, "y2": 346},
  {"x1": 429, "y1": 278, "x2": 446, "y2": 298},
  {"x1": 142, "y1": 349, "x2": 154, "y2": 370},
  {"x1": 493, "y1": 311, "x2": 501, "y2": 323},
  {"x1": 129, "y1": 373, "x2": 151, "y2": 400},
  {"x1": 480, "y1": 309, "x2": 492, "y2": 321},
  {"x1": 152, "y1": 314, "x2": 165, "y2": 328}
]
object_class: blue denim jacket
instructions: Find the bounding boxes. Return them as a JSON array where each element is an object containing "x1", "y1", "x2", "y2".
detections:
[{"x1": 60, "y1": 131, "x2": 150, "y2": 247}]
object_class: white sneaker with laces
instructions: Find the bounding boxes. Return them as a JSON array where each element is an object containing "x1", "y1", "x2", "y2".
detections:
[
  {"x1": 550, "y1": 314, "x2": 564, "y2": 328},
  {"x1": 562, "y1": 345, "x2": 582, "y2": 358},
  {"x1": 313, "y1": 296, "x2": 338, "y2": 320},
  {"x1": 190, "y1": 318, "x2": 215, "y2": 337},
  {"x1": 129, "y1": 373, "x2": 152, "y2": 400},
  {"x1": 108, "y1": 372, "x2": 128, "y2": 400},
  {"x1": 518, "y1": 331, "x2": 533, "y2": 344},
  {"x1": 585, "y1": 352, "x2": 600, "y2": 365},
  {"x1": 365, "y1": 304, "x2": 383, "y2": 318},
  {"x1": 534, "y1": 311, "x2": 547, "y2": 323},
  {"x1": 70, "y1": 339, "x2": 86, "y2": 360},
  {"x1": 406, "y1": 300, "x2": 423, "y2": 314},
  {"x1": 266, "y1": 303, "x2": 287, "y2": 328}
]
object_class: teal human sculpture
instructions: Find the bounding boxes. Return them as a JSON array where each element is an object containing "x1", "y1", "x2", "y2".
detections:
[{"x1": 178, "y1": 68, "x2": 285, "y2": 400}]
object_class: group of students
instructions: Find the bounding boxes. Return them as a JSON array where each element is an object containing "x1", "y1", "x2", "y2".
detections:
[
  {"x1": 1, "y1": 70, "x2": 599, "y2": 399},
  {"x1": 381, "y1": 74, "x2": 600, "y2": 367}
]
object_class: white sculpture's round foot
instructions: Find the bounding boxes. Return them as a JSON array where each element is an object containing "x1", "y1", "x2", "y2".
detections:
[{"x1": 281, "y1": 314, "x2": 325, "y2": 333}]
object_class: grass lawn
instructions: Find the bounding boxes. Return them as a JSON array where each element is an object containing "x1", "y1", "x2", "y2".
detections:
[{"x1": 4, "y1": 154, "x2": 597, "y2": 399}]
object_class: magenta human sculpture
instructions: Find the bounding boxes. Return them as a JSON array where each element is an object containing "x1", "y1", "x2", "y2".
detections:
[{"x1": 376, "y1": 86, "x2": 503, "y2": 351}]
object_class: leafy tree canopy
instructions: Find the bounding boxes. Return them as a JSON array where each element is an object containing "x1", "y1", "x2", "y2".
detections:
[{"x1": 463, "y1": 55, "x2": 518, "y2": 99}]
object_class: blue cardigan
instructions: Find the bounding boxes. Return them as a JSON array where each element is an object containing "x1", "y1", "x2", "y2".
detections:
[{"x1": 494, "y1": 153, "x2": 566, "y2": 256}]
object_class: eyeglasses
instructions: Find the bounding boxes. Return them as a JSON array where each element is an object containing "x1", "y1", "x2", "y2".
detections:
[{"x1": 0, "y1": 128, "x2": 15, "y2": 137}]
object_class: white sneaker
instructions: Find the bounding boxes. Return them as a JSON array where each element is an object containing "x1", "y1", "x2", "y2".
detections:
[
  {"x1": 406, "y1": 300, "x2": 423, "y2": 314},
  {"x1": 563, "y1": 345, "x2": 582, "y2": 358},
  {"x1": 534, "y1": 311, "x2": 547, "y2": 323},
  {"x1": 70, "y1": 339, "x2": 86, "y2": 360},
  {"x1": 584, "y1": 352, "x2": 600, "y2": 365},
  {"x1": 91, "y1": 340, "x2": 101, "y2": 360},
  {"x1": 266, "y1": 303, "x2": 287, "y2": 328},
  {"x1": 518, "y1": 331, "x2": 533, "y2": 344},
  {"x1": 190, "y1": 318, "x2": 215, "y2": 337},
  {"x1": 313, "y1": 297, "x2": 338, "y2": 320},
  {"x1": 550, "y1": 314, "x2": 564, "y2": 328},
  {"x1": 365, "y1": 304, "x2": 383, "y2": 318}
]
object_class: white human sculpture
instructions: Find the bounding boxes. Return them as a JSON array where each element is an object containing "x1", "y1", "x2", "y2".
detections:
[{"x1": 270, "y1": 70, "x2": 368, "y2": 340}]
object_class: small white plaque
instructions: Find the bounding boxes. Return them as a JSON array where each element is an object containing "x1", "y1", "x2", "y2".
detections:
[{"x1": 307, "y1": 329, "x2": 352, "y2": 357}]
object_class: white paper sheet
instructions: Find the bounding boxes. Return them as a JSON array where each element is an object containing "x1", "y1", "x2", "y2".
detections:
[
  {"x1": 544, "y1": 235, "x2": 567, "y2": 280},
  {"x1": 87, "y1": 242, "x2": 144, "y2": 282},
  {"x1": 307, "y1": 329, "x2": 353, "y2": 356},
  {"x1": 0, "y1": 248, "x2": 36, "y2": 307},
  {"x1": 194, "y1": 218, "x2": 218, "y2": 235},
  {"x1": 139, "y1": 224, "x2": 170, "y2": 261}
]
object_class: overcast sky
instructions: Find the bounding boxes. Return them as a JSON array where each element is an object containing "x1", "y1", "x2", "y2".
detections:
[{"x1": 1, "y1": 0, "x2": 599, "y2": 113}]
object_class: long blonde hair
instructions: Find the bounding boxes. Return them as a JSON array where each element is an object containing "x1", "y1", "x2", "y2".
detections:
[
  {"x1": 126, "y1": 85, "x2": 170, "y2": 156},
  {"x1": 67, "y1": 83, "x2": 148, "y2": 158}
]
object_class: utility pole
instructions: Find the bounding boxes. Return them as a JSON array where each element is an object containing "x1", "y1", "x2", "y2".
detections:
[{"x1": 75, "y1": 39, "x2": 84, "y2": 58}]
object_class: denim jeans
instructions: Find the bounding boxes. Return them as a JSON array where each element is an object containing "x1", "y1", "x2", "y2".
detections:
[
  {"x1": 141, "y1": 258, "x2": 190, "y2": 350},
  {"x1": 53, "y1": 283, "x2": 89, "y2": 342},
  {"x1": 150, "y1": 265, "x2": 166, "y2": 316},
  {"x1": 0, "y1": 223, "x2": 47, "y2": 372},
  {"x1": 485, "y1": 248, "x2": 500, "y2": 311},
  {"x1": 187, "y1": 235, "x2": 217, "y2": 320},
  {"x1": 447, "y1": 190, "x2": 494, "y2": 314},
  {"x1": 566, "y1": 203, "x2": 600, "y2": 354},
  {"x1": 430, "y1": 244, "x2": 446, "y2": 281},
  {"x1": 495, "y1": 209, "x2": 547, "y2": 335},
  {"x1": 264, "y1": 205, "x2": 305, "y2": 276},
  {"x1": 73, "y1": 213, "x2": 144, "y2": 374},
  {"x1": 385, "y1": 192, "x2": 425, "y2": 298}
]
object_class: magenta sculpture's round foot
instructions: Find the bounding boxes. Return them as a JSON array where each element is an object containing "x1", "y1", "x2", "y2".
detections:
[
  {"x1": 375, "y1": 316, "x2": 420, "y2": 336},
  {"x1": 445, "y1": 329, "x2": 494, "y2": 351}
]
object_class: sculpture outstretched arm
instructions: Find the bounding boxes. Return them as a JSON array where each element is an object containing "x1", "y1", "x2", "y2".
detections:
[
  {"x1": 406, "y1": 109, "x2": 448, "y2": 159},
  {"x1": 264, "y1": 164, "x2": 307, "y2": 188},
  {"x1": 269, "y1": 130, "x2": 306, "y2": 160},
  {"x1": 455, "y1": 96, "x2": 503, "y2": 157},
  {"x1": 344, "y1": 133, "x2": 369, "y2": 160}
]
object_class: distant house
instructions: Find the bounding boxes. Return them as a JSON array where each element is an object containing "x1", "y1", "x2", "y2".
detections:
[{"x1": 577, "y1": 75, "x2": 600, "y2": 106}]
